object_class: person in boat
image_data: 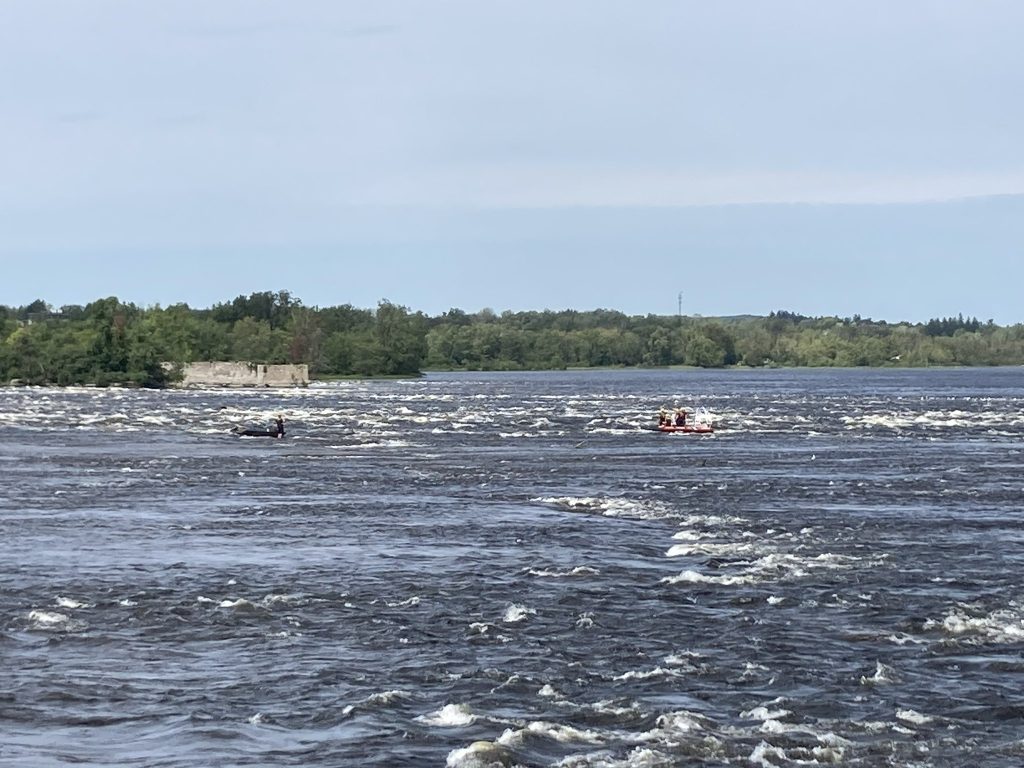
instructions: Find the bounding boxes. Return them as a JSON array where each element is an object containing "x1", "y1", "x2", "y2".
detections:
[
  {"x1": 674, "y1": 408, "x2": 687, "y2": 427},
  {"x1": 275, "y1": 415, "x2": 285, "y2": 438},
  {"x1": 658, "y1": 407, "x2": 669, "y2": 426}
]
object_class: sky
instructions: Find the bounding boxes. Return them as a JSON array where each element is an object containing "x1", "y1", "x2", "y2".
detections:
[{"x1": 1, "y1": 1, "x2": 1022, "y2": 323}]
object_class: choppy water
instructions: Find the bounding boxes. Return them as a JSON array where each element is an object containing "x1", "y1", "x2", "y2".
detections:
[{"x1": 2, "y1": 368, "x2": 1024, "y2": 767}]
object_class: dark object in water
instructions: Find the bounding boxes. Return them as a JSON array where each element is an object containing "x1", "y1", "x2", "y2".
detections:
[
  {"x1": 234, "y1": 428, "x2": 283, "y2": 438},
  {"x1": 233, "y1": 416, "x2": 285, "y2": 438}
]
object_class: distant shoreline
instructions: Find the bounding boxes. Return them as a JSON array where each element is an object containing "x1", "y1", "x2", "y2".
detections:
[{"x1": 4, "y1": 295, "x2": 1019, "y2": 387}]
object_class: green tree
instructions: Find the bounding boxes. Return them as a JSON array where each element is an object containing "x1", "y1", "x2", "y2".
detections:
[
  {"x1": 684, "y1": 333, "x2": 727, "y2": 367},
  {"x1": 230, "y1": 317, "x2": 284, "y2": 362},
  {"x1": 375, "y1": 301, "x2": 427, "y2": 375}
]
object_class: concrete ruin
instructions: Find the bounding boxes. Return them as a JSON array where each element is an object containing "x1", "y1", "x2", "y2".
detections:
[{"x1": 174, "y1": 362, "x2": 309, "y2": 388}]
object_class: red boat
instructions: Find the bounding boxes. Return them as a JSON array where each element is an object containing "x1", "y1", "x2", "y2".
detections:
[
  {"x1": 652, "y1": 406, "x2": 714, "y2": 434},
  {"x1": 656, "y1": 423, "x2": 713, "y2": 434}
]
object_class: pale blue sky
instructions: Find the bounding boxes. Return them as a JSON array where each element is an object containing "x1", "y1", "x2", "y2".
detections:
[{"x1": 2, "y1": 1, "x2": 1022, "y2": 322}]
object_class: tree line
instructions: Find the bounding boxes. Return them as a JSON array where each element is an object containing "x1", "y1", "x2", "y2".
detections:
[{"x1": 2, "y1": 292, "x2": 1022, "y2": 387}]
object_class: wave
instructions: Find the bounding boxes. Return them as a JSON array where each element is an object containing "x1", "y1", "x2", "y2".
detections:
[
  {"x1": 417, "y1": 703, "x2": 477, "y2": 727},
  {"x1": 446, "y1": 740, "x2": 515, "y2": 768},
  {"x1": 533, "y1": 496, "x2": 674, "y2": 521},
  {"x1": 342, "y1": 689, "x2": 412, "y2": 717},
  {"x1": 503, "y1": 603, "x2": 535, "y2": 623},
  {"x1": 924, "y1": 603, "x2": 1024, "y2": 644},
  {"x1": 55, "y1": 596, "x2": 91, "y2": 609},
  {"x1": 27, "y1": 609, "x2": 85, "y2": 632},
  {"x1": 527, "y1": 565, "x2": 600, "y2": 578}
]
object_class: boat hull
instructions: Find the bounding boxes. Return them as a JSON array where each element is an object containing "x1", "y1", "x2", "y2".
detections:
[
  {"x1": 656, "y1": 424, "x2": 713, "y2": 434},
  {"x1": 234, "y1": 429, "x2": 283, "y2": 438}
]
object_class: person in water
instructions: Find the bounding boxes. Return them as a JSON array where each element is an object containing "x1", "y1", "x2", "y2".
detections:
[{"x1": 275, "y1": 415, "x2": 285, "y2": 438}]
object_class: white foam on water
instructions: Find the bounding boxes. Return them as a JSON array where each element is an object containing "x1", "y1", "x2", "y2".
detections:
[
  {"x1": 386, "y1": 596, "x2": 422, "y2": 608},
  {"x1": 671, "y1": 530, "x2": 714, "y2": 541},
  {"x1": 528, "y1": 566, "x2": 600, "y2": 578},
  {"x1": 27, "y1": 609, "x2": 86, "y2": 632},
  {"x1": 446, "y1": 740, "x2": 513, "y2": 768},
  {"x1": 139, "y1": 414, "x2": 174, "y2": 426},
  {"x1": 817, "y1": 731, "x2": 854, "y2": 748},
  {"x1": 748, "y1": 740, "x2": 788, "y2": 767},
  {"x1": 417, "y1": 703, "x2": 477, "y2": 727},
  {"x1": 218, "y1": 598, "x2": 260, "y2": 611},
  {"x1": 664, "y1": 650, "x2": 702, "y2": 667},
  {"x1": 896, "y1": 708, "x2": 933, "y2": 725},
  {"x1": 355, "y1": 439, "x2": 412, "y2": 449},
  {"x1": 613, "y1": 666, "x2": 683, "y2": 681},
  {"x1": 555, "y1": 746, "x2": 672, "y2": 767},
  {"x1": 662, "y1": 570, "x2": 756, "y2": 586},
  {"x1": 576, "y1": 612, "x2": 595, "y2": 629},
  {"x1": 342, "y1": 689, "x2": 412, "y2": 716},
  {"x1": 767, "y1": 595, "x2": 785, "y2": 605},
  {"x1": 468, "y1": 621, "x2": 493, "y2": 635},
  {"x1": 55, "y1": 596, "x2": 90, "y2": 609},
  {"x1": 758, "y1": 720, "x2": 794, "y2": 736},
  {"x1": 366, "y1": 690, "x2": 410, "y2": 706},
  {"x1": 666, "y1": 547, "x2": 874, "y2": 588},
  {"x1": 532, "y1": 496, "x2": 673, "y2": 521},
  {"x1": 589, "y1": 709, "x2": 735, "y2": 764},
  {"x1": 503, "y1": 603, "x2": 535, "y2": 623},
  {"x1": 887, "y1": 632, "x2": 926, "y2": 646},
  {"x1": 28, "y1": 610, "x2": 71, "y2": 627},
  {"x1": 750, "y1": 552, "x2": 863, "y2": 577},
  {"x1": 587, "y1": 426, "x2": 641, "y2": 435},
  {"x1": 811, "y1": 743, "x2": 848, "y2": 763},
  {"x1": 860, "y1": 661, "x2": 897, "y2": 686},
  {"x1": 665, "y1": 541, "x2": 759, "y2": 558},
  {"x1": 266, "y1": 630, "x2": 301, "y2": 639},
  {"x1": 498, "y1": 721, "x2": 608, "y2": 747},
  {"x1": 488, "y1": 674, "x2": 530, "y2": 694},
  {"x1": 678, "y1": 513, "x2": 748, "y2": 527},
  {"x1": 586, "y1": 699, "x2": 643, "y2": 719},
  {"x1": 650, "y1": 710, "x2": 713, "y2": 735},
  {"x1": 261, "y1": 593, "x2": 301, "y2": 606},
  {"x1": 924, "y1": 604, "x2": 1024, "y2": 643},
  {"x1": 741, "y1": 703, "x2": 792, "y2": 721},
  {"x1": 843, "y1": 408, "x2": 1020, "y2": 433}
]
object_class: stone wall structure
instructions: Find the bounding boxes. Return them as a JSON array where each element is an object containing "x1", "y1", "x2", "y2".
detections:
[{"x1": 175, "y1": 362, "x2": 309, "y2": 388}]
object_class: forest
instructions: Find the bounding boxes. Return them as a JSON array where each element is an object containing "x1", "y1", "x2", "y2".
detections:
[{"x1": 2, "y1": 291, "x2": 1022, "y2": 387}]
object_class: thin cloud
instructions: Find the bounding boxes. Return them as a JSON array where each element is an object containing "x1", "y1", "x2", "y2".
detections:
[
  {"x1": 165, "y1": 21, "x2": 295, "y2": 39},
  {"x1": 335, "y1": 24, "x2": 402, "y2": 38},
  {"x1": 356, "y1": 167, "x2": 1024, "y2": 208},
  {"x1": 54, "y1": 111, "x2": 103, "y2": 124}
]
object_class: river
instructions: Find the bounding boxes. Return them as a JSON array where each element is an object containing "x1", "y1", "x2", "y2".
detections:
[{"x1": 2, "y1": 368, "x2": 1024, "y2": 767}]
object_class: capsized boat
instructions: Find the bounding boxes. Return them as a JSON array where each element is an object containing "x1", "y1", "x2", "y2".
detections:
[
  {"x1": 233, "y1": 427, "x2": 284, "y2": 438},
  {"x1": 232, "y1": 416, "x2": 285, "y2": 438}
]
